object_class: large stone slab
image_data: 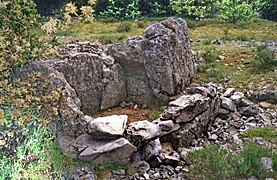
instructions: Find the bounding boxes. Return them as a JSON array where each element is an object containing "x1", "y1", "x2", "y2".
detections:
[
  {"x1": 48, "y1": 42, "x2": 127, "y2": 114},
  {"x1": 125, "y1": 119, "x2": 180, "y2": 147},
  {"x1": 162, "y1": 94, "x2": 211, "y2": 123},
  {"x1": 108, "y1": 17, "x2": 195, "y2": 104},
  {"x1": 75, "y1": 134, "x2": 136, "y2": 163},
  {"x1": 87, "y1": 115, "x2": 128, "y2": 137}
]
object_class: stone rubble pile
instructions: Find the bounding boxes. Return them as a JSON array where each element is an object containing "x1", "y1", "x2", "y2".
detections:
[{"x1": 62, "y1": 84, "x2": 276, "y2": 180}]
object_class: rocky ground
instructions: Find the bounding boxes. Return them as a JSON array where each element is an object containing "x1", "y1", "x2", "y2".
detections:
[
  {"x1": 2, "y1": 18, "x2": 276, "y2": 180},
  {"x1": 50, "y1": 22, "x2": 277, "y2": 180},
  {"x1": 65, "y1": 83, "x2": 276, "y2": 180}
]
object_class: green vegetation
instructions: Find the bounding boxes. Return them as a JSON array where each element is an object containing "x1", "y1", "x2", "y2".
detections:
[
  {"x1": 242, "y1": 127, "x2": 277, "y2": 143},
  {"x1": 220, "y1": 0, "x2": 254, "y2": 24},
  {"x1": 99, "y1": 0, "x2": 141, "y2": 19},
  {"x1": 188, "y1": 143, "x2": 277, "y2": 179},
  {"x1": 116, "y1": 21, "x2": 133, "y2": 33},
  {"x1": 1, "y1": 0, "x2": 277, "y2": 179},
  {"x1": 0, "y1": 108, "x2": 125, "y2": 179},
  {"x1": 170, "y1": 0, "x2": 220, "y2": 20},
  {"x1": 253, "y1": 45, "x2": 277, "y2": 71}
]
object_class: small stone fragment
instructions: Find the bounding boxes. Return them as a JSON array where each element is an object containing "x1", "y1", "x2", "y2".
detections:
[
  {"x1": 261, "y1": 157, "x2": 273, "y2": 172},
  {"x1": 223, "y1": 88, "x2": 235, "y2": 97},
  {"x1": 221, "y1": 97, "x2": 236, "y2": 112},
  {"x1": 258, "y1": 102, "x2": 272, "y2": 108}
]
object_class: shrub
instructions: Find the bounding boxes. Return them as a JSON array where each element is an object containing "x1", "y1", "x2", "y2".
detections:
[
  {"x1": 98, "y1": 17, "x2": 118, "y2": 23},
  {"x1": 202, "y1": 47, "x2": 219, "y2": 63},
  {"x1": 138, "y1": 0, "x2": 170, "y2": 17},
  {"x1": 202, "y1": 37, "x2": 213, "y2": 45},
  {"x1": 236, "y1": 34, "x2": 250, "y2": 41},
  {"x1": 116, "y1": 21, "x2": 133, "y2": 32},
  {"x1": 253, "y1": 45, "x2": 277, "y2": 70},
  {"x1": 170, "y1": 0, "x2": 220, "y2": 20},
  {"x1": 188, "y1": 143, "x2": 276, "y2": 179},
  {"x1": 99, "y1": 0, "x2": 141, "y2": 20},
  {"x1": 259, "y1": 0, "x2": 277, "y2": 21},
  {"x1": 241, "y1": 127, "x2": 277, "y2": 142},
  {"x1": 220, "y1": 0, "x2": 254, "y2": 24}
]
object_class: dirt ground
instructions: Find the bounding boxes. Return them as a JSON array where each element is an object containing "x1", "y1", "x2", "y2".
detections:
[{"x1": 93, "y1": 106, "x2": 160, "y2": 124}]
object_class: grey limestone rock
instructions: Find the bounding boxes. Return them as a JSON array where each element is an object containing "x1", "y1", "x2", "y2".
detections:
[
  {"x1": 125, "y1": 119, "x2": 180, "y2": 147},
  {"x1": 221, "y1": 97, "x2": 236, "y2": 112},
  {"x1": 108, "y1": 17, "x2": 195, "y2": 104},
  {"x1": 162, "y1": 94, "x2": 211, "y2": 123},
  {"x1": 239, "y1": 105, "x2": 259, "y2": 117},
  {"x1": 48, "y1": 42, "x2": 127, "y2": 114},
  {"x1": 223, "y1": 88, "x2": 235, "y2": 97},
  {"x1": 12, "y1": 61, "x2": 83, "y2": 136},
  {"x1": 230, "y1": 92, "x2": 244, "y2": 104},
  {"x1": 87, "y1": 115, "x2": 128, "y2": 137},
  {"x1": 161, "y1": 87, "x2": 221, "y2": 148},
  {"x1": 75, "y1": 134, "x2": 136, "y2": 163},
  {"x1": 130, "y1": 161, "x2": 151, "y2": 175},
  {"x1": 261, "y1": 157, "x2": 273, "y2": 172}
]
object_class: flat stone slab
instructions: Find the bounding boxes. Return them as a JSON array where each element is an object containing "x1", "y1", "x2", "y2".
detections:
[
  {"x1": 87, "y1": 115, "x2": 128, "y2": 137},
  {"x1": 163, "y1": 94, "x2": 210, "y2": 123},
  {"x1": 75, "y1": 134, "x2": 136, "y2": 163},
  {"x1": 126, "y1": 120, "x2": 180, "y2": 147}
]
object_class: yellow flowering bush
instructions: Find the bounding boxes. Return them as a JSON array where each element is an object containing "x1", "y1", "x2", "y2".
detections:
[
  {"x1": 80, "y1": 6, "x2": 94, "y2": 22},
  {"x1": 0, "y1": 0, "x2": 60, "y2": 113},
  {"x1": 41, "y1": 17, "x2": 60, "y2": 35},
  {"x1": 63, "y1": 2, "x2": 78, "y2": 24},
  {"x1": 63, "y1": 1, "x2": 96, "y2": 24}
]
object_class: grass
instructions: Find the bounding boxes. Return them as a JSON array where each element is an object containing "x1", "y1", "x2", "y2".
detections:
[
  {"x1": 193, "y1": 42, "x2": 277, "y2": 92},
  {"x1": 188, "y1": 143, "x2": 277, "y2": 179},
  {"x1": 116, "y1": 21, "x2": 133, "y2": 33},
  {"x1": 241, "y1": 127, "x2": 277, "y2": 143},
  {"x1": 189, "y1": 19, "x2": 277, "y2": 42},
  {"x1": 35, "y1": 17, "x2": 277, "y2": 46},
  {"x1": 0, "y1": 108, "x2": 126, "y2": 179}
]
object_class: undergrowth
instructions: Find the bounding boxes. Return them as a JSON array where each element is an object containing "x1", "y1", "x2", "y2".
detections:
[
  {"x1": 242, "y1": 127, "x2": 277, "y2": 143},
  {"x1": 188, "y1": 143, "x2": 277, "y2": 179},
  {"x1": 0, "y1": 108, "x2": 125, "y2": 179}
]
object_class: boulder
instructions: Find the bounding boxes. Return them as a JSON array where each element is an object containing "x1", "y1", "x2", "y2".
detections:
[
  {"x1": 13, "y1": 18, "x2": 196, "y2": 115},
  {"x1": 251, "y1": 89, "x2": 277, "y2": 103},
  {"x1": 125, "y1": 119, "x2": 180, "y2": 147},
  {"x1": 261, "y1": 157, "x2": 273, "y2": 172},
  {"x1": 159, "y1": 143, "x2": 181, "y2": 166},
  {"x1": 12, "y1": 61, "x2": 84, "y2": 136},
  {"x1": 238, "y1": 98, "x2": 255, "y2": 107},
  {"x1": 75, "y1": 134, "x2": 136, "y2": 163},
  {"x1": 130, "y1": 161, "x2": 150, "y2": 175},
  {"x1": 48, "y1": 42, "x2": 126, "y2": 114},
  {"x1": 12, "y1": 61, "x2": 82, "y2": 121},
  {"x1": 108, "y1": 17, "x2": 195, "y2": 104},
  {"x1": 87, "y1": 115, "x2": 128, "y2": 137},
  {"x1": 230, "y1": 92, "x2": 244, "y2": 104},
  {"x1": 239, "y1": 105, "x2": 259, "y2": 117},
  {"x1": 217, "y1": 108, "x2": 230, "y2": 120},
  {"x1": 162, "y1": 94, "x2": 211, "y2": 123},
  {"x1": 133, "y1": 139, "x2": 162, "y2": 162}
]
